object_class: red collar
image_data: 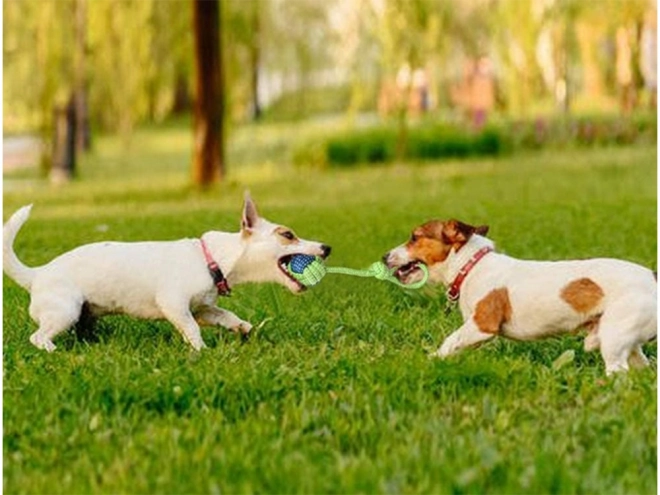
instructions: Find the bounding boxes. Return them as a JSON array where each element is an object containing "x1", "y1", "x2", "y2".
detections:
[
  {"x1": 200, "y1": 238, "x2": 231, "y2": 296},
  {"x1": 447, "y1": 246, "x2": 493, "y2": 302}
]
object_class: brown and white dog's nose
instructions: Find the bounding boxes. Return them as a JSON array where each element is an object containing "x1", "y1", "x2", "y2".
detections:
[
  {"x1": 382, "y1": 252, "x2": 390, "y2": 265},
  {"x1": 321, "y1": 244, "x2": 332, "y2": 259}
]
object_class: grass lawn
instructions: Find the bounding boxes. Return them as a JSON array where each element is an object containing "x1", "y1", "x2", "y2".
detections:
[{"x1": 3, "y1": 123, "x2": 657, "y2": 494}]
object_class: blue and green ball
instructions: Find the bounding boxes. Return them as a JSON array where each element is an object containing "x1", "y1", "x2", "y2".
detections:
[{"x1": 288, "y1": 254, "x2": 327, "y2": 287}]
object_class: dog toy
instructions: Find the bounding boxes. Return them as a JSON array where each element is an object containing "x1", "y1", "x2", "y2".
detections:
[{"x1": 288, "y1": 254, "x2": 429, "y2": 289}]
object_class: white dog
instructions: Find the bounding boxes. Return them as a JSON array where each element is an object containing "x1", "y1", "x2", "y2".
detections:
[
  {"x1": 384, "y1": 219, "x2": 656, "y2": 374},
  {"x1": 3, "y1": 194, "x2": 331, "y2": 352}
]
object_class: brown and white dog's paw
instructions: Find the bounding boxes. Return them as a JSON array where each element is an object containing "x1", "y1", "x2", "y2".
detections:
[
  {"x1": 428, "y1": 349, "x2": 444, "y2": 359},
  {"x1": 233, "y1": 321, "x2": 253, "y2": 342}
]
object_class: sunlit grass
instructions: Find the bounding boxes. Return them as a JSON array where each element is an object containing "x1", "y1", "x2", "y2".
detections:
[{"x1": 3, "y1": 123, "x2": 657, "y2": 494}]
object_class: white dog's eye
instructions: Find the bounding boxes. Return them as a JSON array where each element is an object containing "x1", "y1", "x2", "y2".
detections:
[{"x1": 280, "y1": 231, "x2": 296, "y2": 241}]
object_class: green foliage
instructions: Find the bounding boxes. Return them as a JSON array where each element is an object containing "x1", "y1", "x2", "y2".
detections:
[
  {"x1": 294, "y1": 114, "x2": 656, "y2": 168},
  {"x1": 3, "y1": 122, "x2": 657, "y2": 493},
  {"x1": 261, "y1": 86, "x2": 353, "y2": 122},
  {"x1": 509, "y1": 113, "x2": 658, "y2": 149},
  {"x1": 302, "y1": 123, "x2": 507, "y2": 167},
  {"x1": 3, "y1": 0, "x2": 192, "y2": 137},
  {"x1": 326, "y1": 126, "x2": 397, "y2": 165}
]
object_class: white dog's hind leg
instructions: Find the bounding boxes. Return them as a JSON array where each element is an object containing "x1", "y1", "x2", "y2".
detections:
[
  {"x1": 432, "y1": 321, "x2": 496, "y2": 358},
  {"x1": 598, "y1": 298, "x2": 655, "y2": 375},
  {"x1": 628, "y1": 345, "x2": 650, "y2": 369},
  {"x1": 584, "y1": 331, "x2": 600, "y2": 352},
  {"x1": 30, "y1": 284, "x2": 83, "y2": 352},
  {"x1": 29, "y1": 301, "x2": 83, "y2": 352},
  {"x1": 598, "y1": 325, "x2": 633, "y2": 375},
  {"x1": 195, "y1": 306, "x2": 252, "y2": 335}
]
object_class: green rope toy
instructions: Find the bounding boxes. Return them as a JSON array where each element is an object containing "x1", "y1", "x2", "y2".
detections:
[{"x1": 287, "y1": 254, "x2": 429, "y2": 289}]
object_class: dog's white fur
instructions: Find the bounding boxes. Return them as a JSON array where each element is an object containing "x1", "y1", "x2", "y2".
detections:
[
  {"x1": 3, "y1": 195, "x2": 330, "y2": 352},
  {"x1": 385, "y1": 221, "x2": 656, "y2": 375}
]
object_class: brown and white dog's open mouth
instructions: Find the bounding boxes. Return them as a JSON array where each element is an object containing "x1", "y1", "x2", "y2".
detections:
[{"x1": 393, "y1": 260, "x2": 426, "y2": 285}]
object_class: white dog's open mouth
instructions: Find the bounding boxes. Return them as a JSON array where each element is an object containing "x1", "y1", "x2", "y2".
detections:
[
  {"x1": 394, "y1": 261, "x2": 424, "y2": 281},
  {"x1": 278, "y1": 254, "x2": 306, "y2": 291}
]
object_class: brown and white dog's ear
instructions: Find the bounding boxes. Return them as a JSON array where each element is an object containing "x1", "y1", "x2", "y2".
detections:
[
  {"x1": 442, "y1": 220, "x2": 480, "y2": 248},
  {"x1": 241, "y1": 191, "x2": 260, "y2": 233},
  {"x1": 475, "y1": 225, "x2": 490, "y2": 236}
]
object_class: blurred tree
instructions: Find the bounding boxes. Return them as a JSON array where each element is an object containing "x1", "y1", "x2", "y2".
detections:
[
  {"x1": 491, "y1": 0, "x2": 544, "y2": 116},
  {"x1": 3, "y1": 0, "x2": 656, "y2": 180},
  {"x1": 4, "y1": 0, "x2": 74, "y2": 170},
  {"x1": 267, "y1": 0, "x2": 334, "y2": 118},
  {"x1": 148, "y1": 2, "x2": 193, "y2": 119},
  {"x1": 248, "y1": 1, "x2": 263, "y2": 120},
  {"x1": 225, "y1": 0, "x2": 267, "y2": 122},
  {"x1": 192, "y1": 0, "x2": 224, "y2": 185},
  {"x1": 372, "y1": 0, "x2": 457, "y2": 157},
  {"x1": 88, "y1": 0, "x2": 155, "y2": 145},
  {"x1": 73, "y1": 0, "x2": 90, "y2": 154}
]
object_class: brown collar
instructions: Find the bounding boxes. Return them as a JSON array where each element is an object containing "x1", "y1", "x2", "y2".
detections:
[
  {"x1": 447, "y1": 246, "x2": 493, "y2": 302},
  {"x1": 200, "y1": 238, "x2": 231, "y2": 296}
]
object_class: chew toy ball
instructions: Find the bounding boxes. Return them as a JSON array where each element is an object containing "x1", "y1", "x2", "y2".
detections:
[
  {"x1": 288, "y1": 254, "x2": 327, "y2": 286},
  {"x1": 287, "y1": 254, "x2": 429, "y2": 289}
]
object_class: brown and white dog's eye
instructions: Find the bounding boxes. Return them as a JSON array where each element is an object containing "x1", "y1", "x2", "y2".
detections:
[
  {"x1": 410, "y1": 233, "x2": 418, "y2": 243},
  {"x1": 280, "y1": 231, "x2": 296, "y2": 241}
]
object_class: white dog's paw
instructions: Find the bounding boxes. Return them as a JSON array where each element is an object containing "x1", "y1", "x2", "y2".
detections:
[
  {"x1": 435, "y1": 340, "x2": 457, "y2": 359},
  {"x1": 29, "y1": 332, "x2": 57, "y2": 352},
  {"x1": 189, "y1": 338, "x2": 207, "y2": 352}
]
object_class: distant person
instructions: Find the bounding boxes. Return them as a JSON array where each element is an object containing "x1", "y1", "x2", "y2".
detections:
[
  {"x1": 470, "y1": 57, "x2": 495, "y2": 130},
  {"x1": 616, "y1": 27, "x2": 635, "y2": 114},
  {"x1": 640, "y1": 11, "x2": 657, "y2": 110},
  {"x1": 412, "y1": 68, "x2": 429, "y2": 114}
]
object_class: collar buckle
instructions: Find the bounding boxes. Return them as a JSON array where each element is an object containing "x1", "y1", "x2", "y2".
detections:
[
  {"x1": 446, "y1": 246, "x2": 493, "y2": 303},
  {"x1": 200, "y1": 238, "x2": 231, "y2": 297}
]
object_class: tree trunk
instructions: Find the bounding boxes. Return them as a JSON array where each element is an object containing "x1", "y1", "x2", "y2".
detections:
[
  {"x1": 172, "y1": 72, "x2": 192, "y2": 114},
  {"x1": 73, "y1": 0, "x2": 91, "y2": 152},
  {"x1": 250, "y1": 3, "x2": 262, "y2": 121},
  {"x1": 192, "y1": 0, "x2": 224, "y2": 186},
  {"x1": 51, "y1": 99, "x2": 76, "y2": 184}
]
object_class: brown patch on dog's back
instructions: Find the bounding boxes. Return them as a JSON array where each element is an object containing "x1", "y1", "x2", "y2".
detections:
[
  {"x1": 473, "y1": 288, "x2": 512, "y2": 334},
  {"x1": 560, "y1": 278, "x2": 604, "y2": 313}
]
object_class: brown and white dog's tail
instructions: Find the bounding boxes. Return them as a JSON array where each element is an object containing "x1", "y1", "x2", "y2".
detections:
[{"x1": 3, "y1": 204, "x2": 36, "y2": 290}]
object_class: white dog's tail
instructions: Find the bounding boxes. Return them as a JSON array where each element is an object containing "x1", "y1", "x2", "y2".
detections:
[{"x1": 3, "y1": 204, "x2": 36, "y2": 290}]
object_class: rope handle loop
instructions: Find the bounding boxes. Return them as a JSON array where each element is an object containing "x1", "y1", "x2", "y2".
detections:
[{"x1": 326, "y1": 261, "x2": 429, "y2": 289}]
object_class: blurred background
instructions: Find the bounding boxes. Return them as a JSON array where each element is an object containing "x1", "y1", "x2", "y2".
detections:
[{"x1": 3, "y1": 0, "x2": 657, "y2": 186}]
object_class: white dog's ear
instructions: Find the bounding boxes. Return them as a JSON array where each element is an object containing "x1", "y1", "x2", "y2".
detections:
[{"x1": 241, "y1": 191, "x2": 260, "y2": 232}]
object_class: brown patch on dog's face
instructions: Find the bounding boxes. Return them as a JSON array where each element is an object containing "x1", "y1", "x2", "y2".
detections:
[
  {"x1": 473, "y1": 287, "x2": 512, "y2": 334},
  {"x1": 560, "y1": 278, "x2": 604, "y2": 313},
  {"x1": 405, "y1": 219, "x2": 487, "y2": 266},
  {"x1": 406, "y1": 222, "x2": 453, "y2": 266}
]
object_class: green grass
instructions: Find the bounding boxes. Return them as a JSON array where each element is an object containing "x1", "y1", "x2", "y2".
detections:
[{"x1": 3, "y1": 123, "x2": 657, "y2": 494}]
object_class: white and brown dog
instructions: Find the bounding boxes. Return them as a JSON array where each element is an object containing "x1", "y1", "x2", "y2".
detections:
[
  {"x1": 3, "y1": 194, "x2": 331, "y2": 352},
  {"x1": 384, "y1": 219, "x2": 656, "y2": 374}
]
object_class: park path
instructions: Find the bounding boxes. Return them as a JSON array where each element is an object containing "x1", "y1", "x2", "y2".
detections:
[{"x1": 3, "y1": 135, "x2": 41, "y2": 173}]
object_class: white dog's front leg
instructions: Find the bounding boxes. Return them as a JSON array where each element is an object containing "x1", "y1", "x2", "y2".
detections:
[
  {"x1": 157, "y1": 297, "x2": 207, "y2": 350},
  {"x1": 195, "y1": 306, "x2": 253, "y2": 336},
  {"x1": 432, "y1": 320, "x2": 496, "y2": 358}
]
